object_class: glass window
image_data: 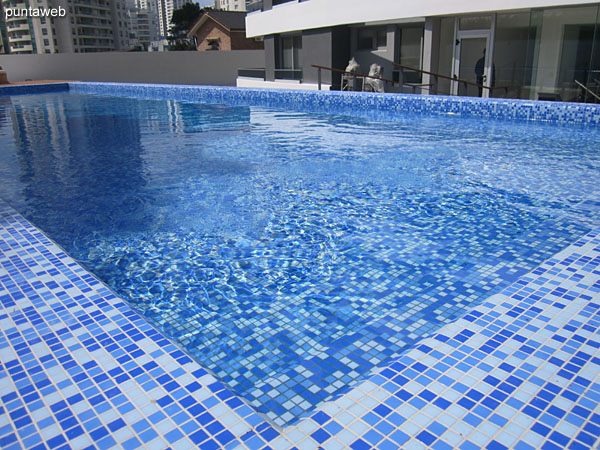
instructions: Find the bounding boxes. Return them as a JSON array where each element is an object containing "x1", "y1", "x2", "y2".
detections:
[
  {"x1": 357, "y1": 27, "x2": 387, "y2": 51},
  {"x1": 278, "y1": 34, "x2": 301, "y2": 70},
  {"x1": 398, "y1": 26, "x2": 423, "y2": 74},
  {"x1": 437, "y1": 17, "x2": 455, "y2": 95},
  {"x1": 459, "y1": 15, "x2": 491, "y2": 31},
  {"x1": 492, "y1": 11, "x2": 533, "y2": 98},
  {"x1": 530, "y1": 5, "x2": 599, "y2": 101}
]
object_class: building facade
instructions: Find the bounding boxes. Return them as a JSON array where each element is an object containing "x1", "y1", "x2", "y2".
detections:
[
  {"x1": 156, "y1": 0, "x2": 187, "y2": 38},
  {"x1": 214, "y1": 0, "x2": 247, "y2": 12},
  {"x1": 127, "y1": 0, "x2": 160, "y2": 50},
  {"x1": 240, "y1": 0, "x2": 600, "y2": 102},
  {"x1": 0, "y1": 0, "x2": 133, "y2": 53}
]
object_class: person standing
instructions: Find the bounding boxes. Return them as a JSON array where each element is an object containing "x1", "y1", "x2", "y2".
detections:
[{"x1": 475, "y1": 49, "x2": 486, "y2": 97}]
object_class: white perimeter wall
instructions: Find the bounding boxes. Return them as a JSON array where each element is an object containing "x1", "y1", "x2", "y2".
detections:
[
  {"x1": 0, "y1": 51, "x2": 263, "y2": 85},
  {"x1": 246, "y1": 0, "x2": 599, "y2": 37}
]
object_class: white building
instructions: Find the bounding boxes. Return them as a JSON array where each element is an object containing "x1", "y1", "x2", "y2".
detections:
[
  {"x1": 240, "y1": 0, "x2": 600, "y2": 102},
  {"x1": 156, "y1": 0, "x2": 188, "y2": 38},
  {"x1": 214, "y1": 0, "x2": 247, "y2": 11}
]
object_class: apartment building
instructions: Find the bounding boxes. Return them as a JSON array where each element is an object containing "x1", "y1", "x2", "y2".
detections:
[
  {"x1": 156, "y1": 0, "x2": 188, "y2": 37},
  {"x1": 240, "y1": 0, "x2": 600, "y2": 102},
  {"x1": 128, "y1": 0, "x2": 160, "y2": 50},
  {"x1": 214, "y1": 0, "x2": 247, "y2": 12},
  {"x1": 0, "y1": 0, "x2": 133, "y2": 53},
  {"x1": 1, "y1": 0, "x2": 60, "y2": 53}
]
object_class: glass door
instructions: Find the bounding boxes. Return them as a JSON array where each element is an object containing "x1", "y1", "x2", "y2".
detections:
[
  {"x1": 456, "y1": 35, "x2": 489, "y2": 97},
  {"x1": 451, "y1": 16, "x2": 494, "y2": 97}
]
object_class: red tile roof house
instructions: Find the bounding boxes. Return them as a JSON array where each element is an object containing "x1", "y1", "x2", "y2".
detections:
[{"x1": 187, "y1": 10, "x2": 264, "y2": 51}]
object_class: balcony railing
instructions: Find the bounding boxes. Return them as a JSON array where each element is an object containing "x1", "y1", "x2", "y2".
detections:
[{"x1": 246, "y1": 0, "x2": 262, "y2": 12}]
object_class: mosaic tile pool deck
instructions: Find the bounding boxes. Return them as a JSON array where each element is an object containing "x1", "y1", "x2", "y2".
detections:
[{"x1": 1, "y1": 82, "x2": 600, "y2": 449}]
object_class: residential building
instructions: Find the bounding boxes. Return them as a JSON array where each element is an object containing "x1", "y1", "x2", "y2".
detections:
[
  {"x1": 214, "y1": 0, "x2": 246, "y2": 12},
  {"x1": 156, "y1": 0, "x2": 188, "y2": 38},
  {"x1": 127, "y1": 0, "x2": 160, "y2": 50},
  {"x1": 187, "y1": 10, "x2": 263, "y2": 51},
  {"x1": 0, "y1": 0, "x2": 133, "y2": 53},
  {"x1": 240, "y1": 0, "x2": 600, "y2": 102},
  {"x1": 1, "y1": 0, "x2": 60, "y2": 53}
]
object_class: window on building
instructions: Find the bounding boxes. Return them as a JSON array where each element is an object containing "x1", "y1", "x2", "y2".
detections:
[
  {"x1": 278, "y1": 34, "x2": 302, "y2": 69},
  {"x1": 40, "y1": 17, "x2": 46, "y2": 24},
  {"x1": 44, "y1": 39, "x2": 49, "y2": 45},
  {"x1": 207, "y1": 37, "x2": 220, "y2": 50},
  {"x1": 357, "y1": 27, "x2": 387, "y2": 51},
  {"x1": 397, "y1": 26, "x2": 424, "y2": 82},
  {"x1": 276, "y1": 34, "x2": 302, "y2": 79},
  {"x1": 42, "y1": 28, "x2": 48, "y2": 35}
]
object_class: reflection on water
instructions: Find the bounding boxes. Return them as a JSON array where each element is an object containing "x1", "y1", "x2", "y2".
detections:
[{"x1": 1, "y1": 92, "x2": 599, "y2": 425}]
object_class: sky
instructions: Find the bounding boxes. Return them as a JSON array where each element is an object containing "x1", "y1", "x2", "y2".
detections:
[{"x1": 197, "y1": 0, "x2": 214, "y2": 7}]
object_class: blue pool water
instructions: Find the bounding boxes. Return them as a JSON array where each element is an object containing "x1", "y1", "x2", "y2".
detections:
[{"x1": 1, "y1": 92, "x2": 599, "y2": 426}]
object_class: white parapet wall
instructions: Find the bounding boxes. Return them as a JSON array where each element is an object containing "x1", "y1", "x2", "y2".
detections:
[
  {"x1": 246, "y1": 0, "x2": 600, "y2": 37},
  {"x1": 236, "y1": 77, "x2": 331, "y2": 90}
]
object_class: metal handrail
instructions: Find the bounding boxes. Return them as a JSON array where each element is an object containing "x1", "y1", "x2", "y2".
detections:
[
  {"x1": 311, "y1": 64, "x2": 398, "y2": 91},
  {"x1": 575, "y1": 80, "x2": 600, "y2": 102},
  {"x1": 393, "y1": 63, "x2": 508, "y2": 95}
]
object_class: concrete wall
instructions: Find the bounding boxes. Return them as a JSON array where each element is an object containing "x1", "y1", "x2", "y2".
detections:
[
  {"x1": 302, "y1": 28, "x2": 333, "y2": 85},
  {"x1": 0, "y1": 51, "x2": 263, "y2": 85}
]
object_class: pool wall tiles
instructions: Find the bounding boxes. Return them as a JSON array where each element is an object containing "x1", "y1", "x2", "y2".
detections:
[
  {"x1": 67, "y1": 82, "x2": 600, "y2": 125},
  {"x1": 3, "y1": 82, "x2": 599, "y2": 126}
]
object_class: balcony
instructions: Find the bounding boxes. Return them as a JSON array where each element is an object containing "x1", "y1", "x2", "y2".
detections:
[
  {"x1": 7, "y1": 22, "x2": 29, "y2": 31},
  {"x1": 8, "y1": 34, "x2": 32, "y2": 43},
  {"x1": 10, "y1": 44, "x2": 33, "y2": 52}
]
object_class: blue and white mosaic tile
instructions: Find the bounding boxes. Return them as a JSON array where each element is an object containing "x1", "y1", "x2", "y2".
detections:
[
  {"x1": 0, "y1": 202, "x2": 273, "y2": 450},
  {"x1": 65, "y1": 82, "x2": 600, "y2": 125},
  {"x1": 0, "y1": 82, "x2": 599, "y2": 449},
  {"x1": 3, "y1": 182, "x2": 600, "y2": 449},
  {"x1": 3, "y1": 81, "x2": 599, "y2": 125}
]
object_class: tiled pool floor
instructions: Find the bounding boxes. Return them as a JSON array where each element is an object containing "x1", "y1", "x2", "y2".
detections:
[{"x1": 2, "y1": 192, "x2": 600, "y2": 450}]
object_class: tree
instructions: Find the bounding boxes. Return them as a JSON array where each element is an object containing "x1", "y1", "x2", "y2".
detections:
[
  {"x1": 168, "y1": 3, "x2": 211, "y2": 51},
  {"x1": 170, "y1": 3, "x2": 204, "y2": 38}
]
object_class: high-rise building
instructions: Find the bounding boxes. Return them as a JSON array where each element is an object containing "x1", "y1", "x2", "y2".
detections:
[
  {"x1": 0, "y1": 0, "x2": 133, "y2": 53},
  {"x1": 156, "y1": 0, "x2": 188, "y2": 38},
  {"x1": 214, "y1": 0, "x2": 247, "y2": 12},
  {"x1": 1, "y1": 0, "x2": 60, "y2": 53},
  {"x1": 127, "y1": 0, "x2": 160, "y2": 50}
]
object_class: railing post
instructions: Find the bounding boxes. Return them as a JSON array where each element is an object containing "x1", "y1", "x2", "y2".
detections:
[{"x1": 318, "y1": 67, "x2": 322, "y2": 91}]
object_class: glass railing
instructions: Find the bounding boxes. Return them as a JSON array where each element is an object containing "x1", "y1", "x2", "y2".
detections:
[
  {"x1": 275, "y1": 69, "x2": 302, "y2": 80},
  {"x1": 246, "y1": 0, "x2": 262, "y2": 12},
  {"x1": 238, "y1": 68, "x2": 266, "y2": 79}
]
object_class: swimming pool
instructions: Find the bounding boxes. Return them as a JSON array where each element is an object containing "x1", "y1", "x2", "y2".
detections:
[{"x1": 1, "y1": 84, "x2": 600, "y2": 431}]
